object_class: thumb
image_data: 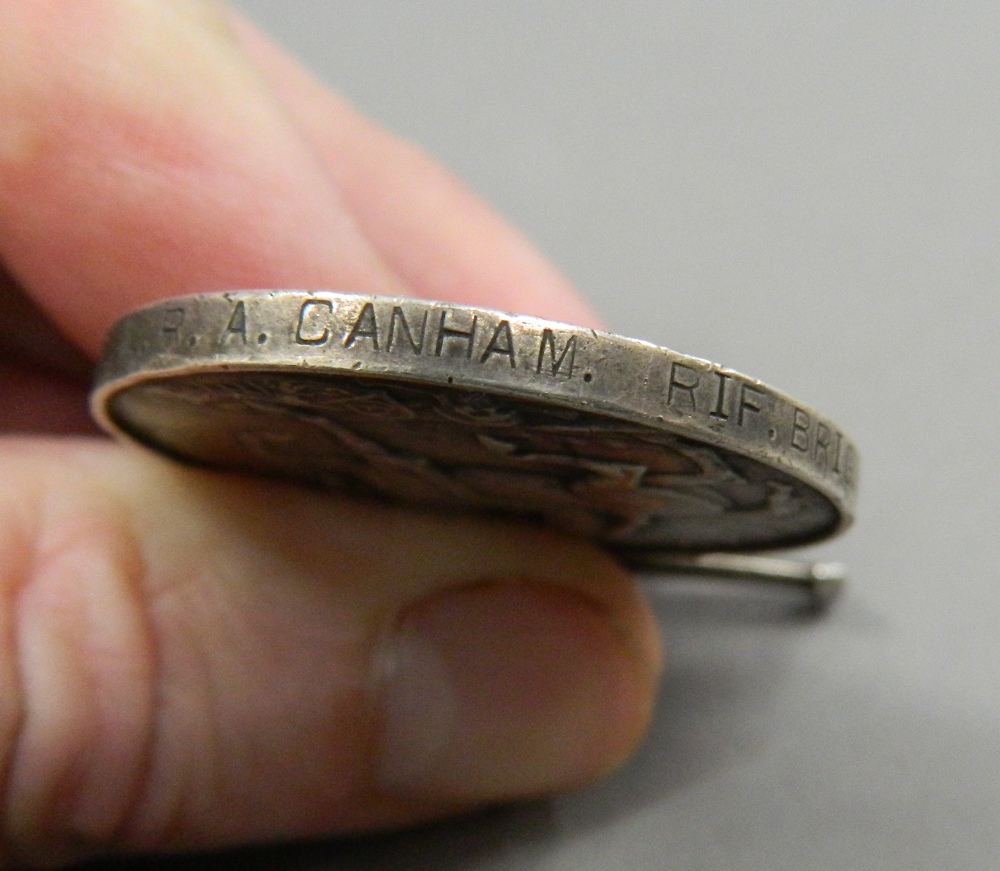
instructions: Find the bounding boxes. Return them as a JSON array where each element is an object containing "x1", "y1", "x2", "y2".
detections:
[{"x1": 0, "y1": 438, "x2": 660, "y2": 865}]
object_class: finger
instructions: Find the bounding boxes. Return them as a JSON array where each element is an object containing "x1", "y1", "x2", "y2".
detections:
[
  {"x1": 0, "y1": 269, "x2": 95, "y2": 434},
  {"x1": 0, "y1": 5, "x2": 663, "y2": 864},
  {"x1": 0, "y1": 0, "x2": 597, "y2": 370},
  {"x1": 0, "y1": 438, "x2": 661, "y2": 865},
  {"x1": 0, "y1": 0, "x2": 407, "y2": 358},
  {"x1": 231, "y1": 14, "x2": 602, "y2": 328},
  {"x1": 0, "y1": 268, "x2": 90, "y2": 383},
  {"x1": 0, "y1": 366, "x2": 96, "y2": 434}
]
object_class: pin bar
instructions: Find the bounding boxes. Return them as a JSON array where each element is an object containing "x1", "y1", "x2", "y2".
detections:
[{"x1": 630, "y1": 553, "x2": 847, "y2": 607}]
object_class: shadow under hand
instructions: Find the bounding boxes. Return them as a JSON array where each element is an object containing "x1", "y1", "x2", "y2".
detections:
[
  {"x1": 84, "y1": 803, "x2": 556, "y2": 871},
  {"x1": 549, "y1": 577, "x2": 833, "y2": 834}
]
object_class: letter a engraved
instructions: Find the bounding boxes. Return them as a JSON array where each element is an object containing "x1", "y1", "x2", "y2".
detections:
[
  {"x1": 223, "y1": 301, "x2": 247, "y2": 343},
  {"x1": 536, "y1": 330, "x2": 577, "y2": 378},
  {"x1": 344, "y1": 302, "x2": 380, "y2": 350},
  {"x1": 295, "y1": 300, "x2": 333, "y2": 345},
  {"x1": 480, "y1": 320, "x2": 516, "y2": 367},
  {"x1": 387, "y1": 306, "x2": 428, "y2": 354}
]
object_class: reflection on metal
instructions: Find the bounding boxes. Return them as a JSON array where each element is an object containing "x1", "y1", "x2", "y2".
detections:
[{"x1": 635, "y1": 553, "x2": 847, "y2": 609}]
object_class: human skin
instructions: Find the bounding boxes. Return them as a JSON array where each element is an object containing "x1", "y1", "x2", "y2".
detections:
[{"x1": 0, "y1": 1, "x2": 662, "y2": 866}]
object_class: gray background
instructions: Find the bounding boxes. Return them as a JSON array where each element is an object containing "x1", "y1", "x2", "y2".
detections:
[{"x1": 99, "y1": 2, "x2": 1000, "y2": 869}]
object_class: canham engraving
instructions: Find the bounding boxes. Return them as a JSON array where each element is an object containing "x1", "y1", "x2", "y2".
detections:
[
  {"x1": 387, "y1": 306, "x2": 428, "y2": 354},
  {"x1": 92, "y1": 290, "x2": 858, "y2": 556},
  {"x1": 536, "y1": 329, "x2": 577, "y2": 378},
  {"x1": 480, "y1": 320, "x2": 516, "y2": 367},
  {"x1": 667, "y1": 361, "x2": 699, "y2": 410},
  {"x1": 295, "y1": 300, "x2": 333, "y2": 345}
]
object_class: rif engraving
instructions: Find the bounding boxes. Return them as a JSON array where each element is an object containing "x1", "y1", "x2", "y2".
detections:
[
  {"x1": 710, "y1": 372, "x2": 731, "y2": 420},
  {"x1": 737, "y1": 383, "x2": 765, "y2": 426},
  {"x1": 667, "y1": 361, "x2": 699, "y2": 411}
]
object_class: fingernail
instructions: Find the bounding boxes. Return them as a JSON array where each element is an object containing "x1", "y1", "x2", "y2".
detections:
[{"x1": 374, "y1": 581, "x2": 646, "y2": 801}]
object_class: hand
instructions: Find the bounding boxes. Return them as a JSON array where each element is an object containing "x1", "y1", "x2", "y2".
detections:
[{"x1": 0, "y1": 2, "x2": 661, "y2": 865}]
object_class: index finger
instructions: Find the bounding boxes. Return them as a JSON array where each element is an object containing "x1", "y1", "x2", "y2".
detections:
[
  {"x1": 0, "y1": 0, "x2": 597, "y2": 364},
  {"x1": 231, "y1": 11, "x2": 601, "y2": 328}
]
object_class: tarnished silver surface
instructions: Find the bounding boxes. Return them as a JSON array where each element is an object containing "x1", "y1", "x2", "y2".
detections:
[{"x1": 91, "y1": 291, "x2": 859, "y2": 565}]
